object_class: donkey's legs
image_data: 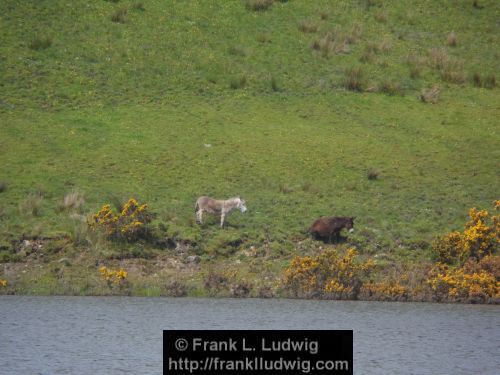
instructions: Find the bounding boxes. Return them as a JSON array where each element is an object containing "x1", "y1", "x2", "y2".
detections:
[
  {"x1": 196, "y1": 210, "x2": 203, "y2": 224},
  {"x1": 220, "y1": 213, "x2": 225, "y2": 228}
]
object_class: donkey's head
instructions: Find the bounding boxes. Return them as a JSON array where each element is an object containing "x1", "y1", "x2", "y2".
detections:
[{"x1": 237, "y1": 197, "x2": 247, "y2": 213}]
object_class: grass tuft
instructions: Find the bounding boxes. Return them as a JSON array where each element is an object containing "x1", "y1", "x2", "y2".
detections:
[
  {"x1": 420, "y1": 85, "x2": 441, "y2": 104},
  {"x1": 298, "y1": 20, "x2": 319, "y2": 34},
  {"x1": 367, "y1": 169, "x2": 380, "y2": 180},
  {"x1": 378, "y1": 80, "x2": 404, "y2": 96},
  {"x1": 446, "y1": 32, "x2": 457, "y2": 47},
  {"x1": 342, "y1": 66, "x2": 365, "y2": 92},
  {"x1": 63, "y1": 190, "x2": 85, "y2": 211},
  {"x1": 319, "y1": 10, "x2": 329, "y2": 20},
  {"x1": 256, "y1": 33, "x2": 271, "y2": 43},
  {"x1": 132, "y1": 2, "x2": 145, "y2": 11},
  {"x1": 312, "y1": 31, "x2": 350, "y2": 58},
  {"x1": 374, "y1": 9, "x2": 388, "y2": 23},
  {"x1": 228, "y1": 45, "x2": 247, "y2": 57},
  {"x1": 483, "y1": 73, "x2": 496, "y2": 89},
  {"x1": 111, "y1": 7, "x2": 128, "y2": 23},
  {"x1": 29, "y1": 36, "x2": 52, "y2": 51},
  {"x1": 229, "y1": 75, "x2": 247, "y2": 89},
  {"x1": 0, "y1": 182, "x2": 6, "y2": 193},
  {"x1": 270, "y1": 76, "x2": 280, "y2": 92},
  {"x1": 19, "y1": 193, "x2": 43, "y2": 217},
  {"x1": 246, "y1": 0, "x2": 273, "y2": 11}
]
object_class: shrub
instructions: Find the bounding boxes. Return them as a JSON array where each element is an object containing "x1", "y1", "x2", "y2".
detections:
[
  {"x1": 432, "y1": 201, "x2": 499, "y2": 264},
  {"x1": 89, "y1": 198, "x2": 152, "y2": 241},
  {"x1": 282, "y1": 248, "x2": 374, "y2": 299},
  {"x1": 342, "y1": 66, "x2": 365, "y2": 92},
  {"x1": 246, "y1": 0, "x2": 273, "y2": 11},
  {"x1": 427, "y1": 261, "x2": 498, "y2": 303},
  {"x1": 204, "y1": 270, "x2": 235, "y2": 296},
  {"x1": 230, "y1": 281, "x2": 252, "y2": 297},
  {"x1": 99, "y1": 266, "x2": 129, "y2": 287},
  {"x1": 164, "y1": 280, "x2": 188, "y2": 297},
  {"x1": 111, "y1": 7, "x2": 128, "y2": 23},
  {"x1": 29, "y1": 36, "x2": 52, "y2": 50},
  {"x1": 420, "y1": 85, "x2": 440, "y2": 104},
  {"x1": 446, "y1": 32, "x2": 457, "y2": 47},
  {"x1": 298, "y1": 20, "x2": 319, "y2": 34},
  {"x1": 360, "y1": 280, "x2": 410, "y2": 301}
]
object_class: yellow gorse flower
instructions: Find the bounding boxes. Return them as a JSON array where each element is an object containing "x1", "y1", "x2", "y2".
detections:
[
  {"x1": 88, "y1": 198, "x2": 151, "y2": 240},
  {"x1": 99, "y1": 266, "x2": 128, "y2": 285}
]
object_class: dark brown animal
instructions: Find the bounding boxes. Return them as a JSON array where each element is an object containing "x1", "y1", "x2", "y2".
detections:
[{"x1": 309, "y1": 216, "x2": 355, "y2": 243}]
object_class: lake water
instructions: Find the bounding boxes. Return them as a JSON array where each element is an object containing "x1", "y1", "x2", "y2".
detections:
[{"x1": 0, "y1": 296, "x2": 498, "y2": 375}]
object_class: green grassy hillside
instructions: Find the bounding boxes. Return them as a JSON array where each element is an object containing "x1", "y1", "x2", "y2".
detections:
[{"x1": 0, "y1": 0, "x2": 498, "y2": 297}]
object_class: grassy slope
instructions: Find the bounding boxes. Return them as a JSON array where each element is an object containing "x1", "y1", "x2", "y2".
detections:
[{"x1": 0, "y1": 0, "x2": 499, "y2": 295}]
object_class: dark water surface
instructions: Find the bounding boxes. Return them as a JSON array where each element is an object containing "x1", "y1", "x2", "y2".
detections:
[{"x1": 0, "y1": 296, "x2": 498, "y2": 375}]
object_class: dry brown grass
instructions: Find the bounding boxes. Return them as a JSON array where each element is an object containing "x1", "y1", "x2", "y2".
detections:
[
  {"x1": 342, "y1": 66, "x2": 365, "y2": 92},
  {"x1": 312, "y1": 31, "x2": 350, "y2": 58},
  {"x1": 427, "y1": 48, "x2": 450, "y2": 70},
  {"x1": 420, "y1": 85, "x2": 441, "y2": 104},
  {"x1": 405, "y1": 53, "x2": 425, "y2": 79},
  {"x1": 446, "y1": 32, "x2": 457, "y2": 47},
  {"x1": 347, "y1": 23, "x2": 363, "y2": 43},
  {"x1": 440, "y1": 68, "x2": 466, "y2": 84},
  {"x1": 378, "y1": 37, "x2": 392, "y2": 53},
  {"x1": 63, "y1": 190, "x2": 85, "y2": 211}
]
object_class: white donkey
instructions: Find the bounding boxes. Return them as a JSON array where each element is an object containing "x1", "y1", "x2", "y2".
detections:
[{"x1": 195, "y1": 196, "x2": 247, "y2": 228}]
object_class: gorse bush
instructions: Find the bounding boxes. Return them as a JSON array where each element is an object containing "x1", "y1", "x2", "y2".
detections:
[
  {"x1": 282, "y1": 248, "x2": 374, "y2": 299},
  {"x1": 89, "y1": 198, "x2": 151, "y2": 241},
  {"x1": 99, "y1": 266, "x2": 128, "y2": 287},
  {"x1": 427, "y1": 201, "x2": 499, "y2": 303},
  {"x1": 426, "y1": 258, "x2": 498, "y2": 303},
  {"x1": 433, "y1": 201, "x2": 499, "y2": 264}
]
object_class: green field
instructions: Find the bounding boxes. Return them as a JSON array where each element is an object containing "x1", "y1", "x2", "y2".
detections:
[{"x1": 0, "y1": 0, "x2": 498, "y2": 296}]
